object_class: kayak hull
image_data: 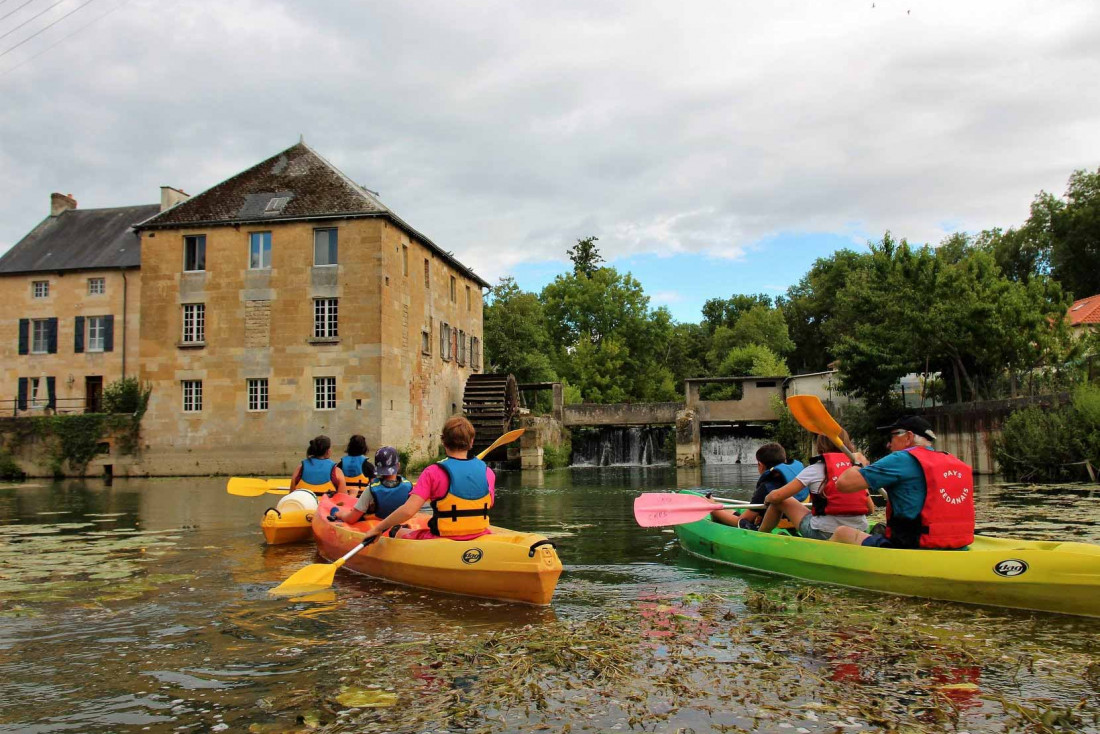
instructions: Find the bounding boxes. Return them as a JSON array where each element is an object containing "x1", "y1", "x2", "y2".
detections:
[
  {"x1": 262, "y1": 507, "x2": 314, "y2": 545},
  {"x1": 313, "y1": 494, "x2": 563, "y2": 605},
  {"x1": 675, "y1": 504, "x2": 1100, "y2": 619}
]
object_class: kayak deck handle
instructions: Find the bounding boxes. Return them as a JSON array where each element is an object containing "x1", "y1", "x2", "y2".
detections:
[
  {"x1": 264, "y1": 507, "x2": 281, "y2": 518},
  {"x1": 528, "y1": 539, "x2": 556, "y2": 558}
]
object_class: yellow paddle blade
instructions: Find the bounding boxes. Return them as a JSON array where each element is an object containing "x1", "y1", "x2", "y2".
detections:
[
  {"x1": 476, "y1": 428, "x2": 525, "y2": 459},
  {"x1": 269, "y1": 558, "x2": 345, "y2": 597},
  {"x1": 264, "y1": 478, "x2": 292, "y2": 495},
  {"x1": 785, "y1": 395, "x2": 846, "y2": 454},
  {"x1": 226, "y1": 477, "x2": 272, "y2": 497}
]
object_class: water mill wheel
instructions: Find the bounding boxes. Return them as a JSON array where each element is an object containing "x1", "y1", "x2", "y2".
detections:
[{"x1": 463, "y1": 373, "x2": 519, "y2": 460}]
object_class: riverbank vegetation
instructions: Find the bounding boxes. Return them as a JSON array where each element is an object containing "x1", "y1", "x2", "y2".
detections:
[{"x1": 995, "y1": 384, "x2": 1100, "y2": 481}]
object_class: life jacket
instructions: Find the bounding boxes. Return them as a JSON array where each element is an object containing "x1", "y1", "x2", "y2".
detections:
[
  {"x1": 297, "y1": 457, "x2": 336, "y2": 492},
  {"x1": 810, "y1": 453, "x2": 870, "y2": 516},
  {"x1": 428, "y1": 457, "x2": 493, "y2": 538},
  {"x1": 885, "y1": 447, "x2": 974, "y2": 550},
  {"x1": 369, "y1": 476, "x2": 413, "y2": 518},
  {"x1": 765, "y1": 460, "x2": 808, "y2": 502},
  {"x1": 340, "y1": 455, "x2": 371, "y2": 494}
]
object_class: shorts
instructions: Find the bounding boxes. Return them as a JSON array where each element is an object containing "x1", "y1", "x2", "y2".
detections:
[
  {"x1": 796, "y1": 514, "x2": 833, "y2": 541},
  {"x1": 861, "y1": 533, "x2": 895, "y2": 548}
]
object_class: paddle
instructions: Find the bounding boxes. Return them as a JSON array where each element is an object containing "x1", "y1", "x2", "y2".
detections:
[
  {"x1": 634, "y1": 492, "x2": 770, "y2": 528},
  {"x1": 786, "y1": 395, "x2": 860, "y2": 464},
  {"x1": 226, "y1": 477, "x2": 279, "y2": 497},
  {"x1": 268, "y1": 427, "x2": 526, "y2": 597}
]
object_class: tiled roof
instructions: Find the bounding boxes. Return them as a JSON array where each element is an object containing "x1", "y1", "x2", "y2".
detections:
[
  {"x1": 0, "y1": 204, "x2": 158, "y2": 275},
  {"x1": 137, "y1": 142, "x2": 488, "y2": 287},
  {"x1": 1068, "y1": 294, "x2": 1100, "y2": 326}
]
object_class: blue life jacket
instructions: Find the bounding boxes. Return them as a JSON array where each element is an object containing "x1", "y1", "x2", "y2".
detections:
[
  {"x1": 437, "y1": 457, "x2": 491, "y2": 499},
  {"x1": 369, "y1": 477, "x2": 413, "y2": 518},
  {"x1": 428, "y1": 457, "x2": 492, "y2": 537},
  {"x1": 300, "y1": 457, "x2": 336, "y2": 489},
  {"x1": 768, "y1": 460, "x2": 808, "y2": 501},
  {"x1": 340, "y1": 455, "x2": 371, "y2": 487}
]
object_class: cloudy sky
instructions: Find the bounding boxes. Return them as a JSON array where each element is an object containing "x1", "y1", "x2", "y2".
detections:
[{"x1": 2, "y1": 0, "x2": 1098, "y2": 321}]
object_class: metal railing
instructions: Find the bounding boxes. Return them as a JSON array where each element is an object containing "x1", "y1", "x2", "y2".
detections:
[{"x1": 0, "y1": 397, "x2": 93, "y2": 417}]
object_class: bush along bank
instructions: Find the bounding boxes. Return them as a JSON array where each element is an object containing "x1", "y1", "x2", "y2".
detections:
[{"x1": 995, "y1": 384, "x2": 1100, "y2": 482}]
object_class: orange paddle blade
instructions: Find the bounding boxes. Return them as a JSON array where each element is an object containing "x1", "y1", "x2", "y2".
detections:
[
  {"x1": 477, "y1": 428, "x2": 525, "y2": 460},
  {"x1": 785, "y1": 395, "x2": 846, "y2": 452}
]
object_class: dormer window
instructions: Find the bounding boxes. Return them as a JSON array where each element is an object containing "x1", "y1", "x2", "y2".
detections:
[{"x1": 264, "y1": 196, "x2": 289, "y2": 214}]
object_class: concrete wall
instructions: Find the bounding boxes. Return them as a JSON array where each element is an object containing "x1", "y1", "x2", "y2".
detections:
[
  {"x1": 0, "y1": 269, "x2": 140, "y2": 415},
  {"x1": 562, "y1": 402, "x2": 681, "y2": 427},
  {"x1": 685, "y1": 378, "x2": 783, "y2": 422},
  {"x1": 137, "y1": 218, "x2": 483, "y2": 475}
]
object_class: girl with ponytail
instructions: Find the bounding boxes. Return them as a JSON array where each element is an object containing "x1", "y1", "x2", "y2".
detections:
[{"x1": 289, "y1": 434, "x2": 347, "y2": 494}]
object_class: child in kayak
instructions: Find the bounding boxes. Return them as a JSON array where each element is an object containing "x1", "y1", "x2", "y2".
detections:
[
  {"x1": 329, "y1": 446, "x2": 412, "y2": 524},
  {"x1": 337, "y1": 434, "x2": 375, "y2": 497},
  {"x1": 711, "y1": 442, "x2": 807, "y2": 530},
  {"x1": 288, "y1": 435, "x2": 347, "y2": 494},
  {"x1": 757, "y1": 431, "x2": 873, "y2": 540},
  {"x1": 360, "y1": 416, "x2": 496, "y2": 542}
]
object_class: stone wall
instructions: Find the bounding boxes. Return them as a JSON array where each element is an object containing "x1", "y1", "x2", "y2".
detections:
[{"x1": 562, "y1": 402, "x2": 681, "y2": 427}]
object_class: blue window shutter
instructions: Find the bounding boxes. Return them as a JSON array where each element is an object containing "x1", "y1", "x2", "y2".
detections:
[
  {"x1": 74, "y1": 316, "x2": 85, "y2": 353},
  {"x1": 18, "y1": 319, "x2": 28, "y2": 355},
  {"x1": 46, "y1": 318, "x2": 58, "y2": 354},
  {"x1": 104, "y1": 315, "x2": 114, "y2": 353},
  {"x1": 17, "y1": 378, "x2": 27, "y2": 410},
  {"x1": 46, "y1": 377, "x2": 56, "y2": 410}
]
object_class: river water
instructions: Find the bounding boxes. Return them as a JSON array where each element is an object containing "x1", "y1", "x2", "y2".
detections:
[{"x1": 1, "y1": 467, "x2": 1098, "y2": 733}]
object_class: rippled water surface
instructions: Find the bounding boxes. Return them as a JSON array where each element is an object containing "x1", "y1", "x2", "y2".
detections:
[{"x1": 0, "y1": 467, "x2": 1098, "y2": 732}]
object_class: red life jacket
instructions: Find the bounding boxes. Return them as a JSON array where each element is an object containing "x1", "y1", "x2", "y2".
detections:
[
  {"x1": 885, "y1": 447, "x2": 974, "y2": 549},
  {"x1": 810, "y1": 453, "x2": 870, "y2": 516}
]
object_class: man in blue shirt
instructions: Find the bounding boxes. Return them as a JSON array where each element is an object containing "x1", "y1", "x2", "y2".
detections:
[{"x1": 830, "y1": 416, "x2": 936, "y2": 547}]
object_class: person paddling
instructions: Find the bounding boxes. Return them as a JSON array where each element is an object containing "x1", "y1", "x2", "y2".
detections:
[
  {"x1": 289, "y1": 435, "x2": 347, "y2": 494},
  {"x1": 329, "y1": 446, "x2": 412, "y2": 524},
  {"x1": 711, "y1": 442, "x2": 806, "y2": 530},
  {"x1": 360, "y1": 416, "x2": 496, "y2": 542},
  {"x1": 337, "y1": 435, "x2": 375, "y2": 497},
  {"x1": 756, "y1": 431, "x2": 874, "y2": 540},
  {"x1": 830, "y1": 416, "x2": 975, "y2": 549}
]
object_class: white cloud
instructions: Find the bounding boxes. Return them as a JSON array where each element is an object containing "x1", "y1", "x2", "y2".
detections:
[
  {"x1": 651, "y1": 291, "x2": 683, "y2": 305},
  {"x1": 1, "y1": 0, "x2": 1099, "y2": 286}
]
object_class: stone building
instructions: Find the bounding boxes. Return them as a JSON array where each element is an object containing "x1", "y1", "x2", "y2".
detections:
[
  {"x1": 133, "y1": 142, "x2": 488, "y2": 475},
  {"x1": 0, "y1": 193, "x2": 161, "y2": 417}
]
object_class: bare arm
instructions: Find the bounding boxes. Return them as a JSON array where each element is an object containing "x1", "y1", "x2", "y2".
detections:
[
  {"x1": 288, "y1": 463, "x2": 303, "y2": 491},
  {"x1": 764, "y1": 478, "x2": 807, "y2": 506},
  {"x1": 836, "y1": 466, "x2": 870, "y2": 494},
  {"x1": 330, "y1": 467, "x2": 346, "y2": 494}
]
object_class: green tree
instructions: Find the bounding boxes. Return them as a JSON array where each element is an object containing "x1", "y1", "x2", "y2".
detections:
[
  {"x1": 781, "y1": 249, "x2": 870, "y2": 373},
  {"x1": 483, "y1": 277, "x2": 557, "y2": 384},
  {"x1": 701, "y1": 293, "x2": 774, "y2": 333},
  {"x1": 1045, "y1": 169, "x2": 1100, "y2": 299},
  {"x1": 567, "y1": 236, "x2": 604, "y2": 277}
]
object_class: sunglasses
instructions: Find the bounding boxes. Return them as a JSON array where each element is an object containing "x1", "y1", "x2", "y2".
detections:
[{"x1": 889, "y1": 429, "x2": 910, "y2": 438}]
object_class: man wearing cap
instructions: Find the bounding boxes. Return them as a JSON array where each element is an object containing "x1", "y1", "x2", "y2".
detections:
[{"x1": 830, "y1": 416, "x2": 975, "y2": 550}]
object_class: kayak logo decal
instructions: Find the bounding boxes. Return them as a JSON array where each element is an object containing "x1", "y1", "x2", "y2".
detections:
[
  {"x1": 993, "y1": 559, "x2": 1028, "y2": 577},
  {"x1": 462, "y1": 548, "x2": 484, "y2": 565}
]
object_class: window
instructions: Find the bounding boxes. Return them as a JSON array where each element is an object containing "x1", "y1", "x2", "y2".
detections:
[
  {"x1": 314, "y1": 377, "x2": 336, "y2": 410},
  {"x1": 249, "y1": 232, "x2": 272, "y2": 269},
  {"x1": 440, "y1": 322, "x2": 452, "y2": 361},
  {"x1": 402, "y1": 245, "x2": 409, "y2": 276},
  {"x1": 421, "y1": 324, "x2": 432, "y2": 355},
  {"x1": 471, "y1": 337, "x2": 481, "y2": 370},
  {"x1": 182, "y1": 380, "x2": 202, "y2": 412},
  {"x1": 466, "y1": 285, "x2": 471, "y2": 311},
  {"x1": 247, "y1": 378, "x2": 269, "y2": 411},
  {"x1": 88, "y1": 278, "x2": 105, "y2": 295},
  {"x1": 31, "y1": 319, "x2": 49, "y2": 354},
  {"x1": 184, "y1": 235, "x2": 206, "y2": 271},
  {"x1": 450, "y1": 276, "x2": 457, "y2": 303},
  {"x1": 29, "y1": 377, "x2": 44, "y2": 408},
  {"x1": 182, "y1": 304, "x2": 205, "y2": 344},
  {"x1": 313, "y1": 298, "x2": 338, "y2": 338},
  {"x1": 265, "y1": 196, "x2": 289, "y2": 213},
  {"x1": 87, "y1": 316, "x2": 106, "y2": 352},
  {"x1": 457, "y1": 329, "x2": 466, "y2": 366},
  {"x1": 32, "y1": 281, "x2": 49, "y2": 298},
  {"x1": 424, "y1": 259, "x2": 430, "y2": 288},
  {"x1": 314, "y1": 228, "x2": 338, "y2": 266}
]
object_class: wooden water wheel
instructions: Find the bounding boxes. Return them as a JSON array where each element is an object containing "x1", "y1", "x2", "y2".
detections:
[{"x1": 463, "y1": 373, "x2": 519, "y2": 460}]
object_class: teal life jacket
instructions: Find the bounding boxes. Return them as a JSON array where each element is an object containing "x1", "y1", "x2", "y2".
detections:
[
  {"x1": 369, "y1": 477, "x2": 413, "y2": 518},
  {"x1": 768, "y1": 460, "x2": 808, "y2": 501},
  {"x1": 300, "y1": 458, "x2": 336, "y2": 489}
]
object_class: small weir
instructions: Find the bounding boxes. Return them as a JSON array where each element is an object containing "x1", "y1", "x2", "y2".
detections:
[
  {"x1": 571, "y1": 426, "x2": 672, "y2": 466},
  {"x1": 700, "y1": 429, "x2": 770, "y2": 465}
]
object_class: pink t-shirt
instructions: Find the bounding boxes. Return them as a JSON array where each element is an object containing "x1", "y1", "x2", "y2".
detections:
[{"x1": 406, "y1": 462, "x2": 496, "y2": 541}]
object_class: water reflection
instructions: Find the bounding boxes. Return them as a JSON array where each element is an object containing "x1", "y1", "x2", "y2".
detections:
[{"x1": 0, "y1": 469, "x2": 1097, "y2": 732}]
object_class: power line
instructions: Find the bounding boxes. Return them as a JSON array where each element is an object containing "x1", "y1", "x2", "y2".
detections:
[
  {"x1": 0, "y1": 0, "x2": 68, "y2": 42},
  {"x1": 0, "y1": 0, "x2": 125, "y2": 75},
  {"x1": 1, "y1": 0, "x2": 39, "y2": 24},
  {"x1": 0, "y1": 0, "x2": 98, "y2": 58}
]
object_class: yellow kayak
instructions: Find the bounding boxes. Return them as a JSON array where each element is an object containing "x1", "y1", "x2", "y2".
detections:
[
  {"x1": 675, "y1": 494, "x2": 1100, "y2": 618},
  {"x1": 313, "y1": 493, "x2": 562, "y2": 605},
  {"x1": 261, "y1": 489, "x2": 319, "y2": 545}
]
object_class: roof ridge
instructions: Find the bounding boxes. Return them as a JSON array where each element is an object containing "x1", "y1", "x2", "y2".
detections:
[{"x1": 297, "y1": 141, "x2": 390, "y2": 213}]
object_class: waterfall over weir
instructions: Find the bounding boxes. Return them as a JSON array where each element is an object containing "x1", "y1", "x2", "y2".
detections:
[
  {"x1": 571, "y1": 426, "x2": 672, "y2": 467},
  {"x1": 700, "y1": 432, "x2": 770, "y2": 465}
]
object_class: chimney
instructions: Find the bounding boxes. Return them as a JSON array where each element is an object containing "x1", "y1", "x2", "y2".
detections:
[
  {"x1": 160, "y1": 186, "x2": 190, "y2": 212},
  {"x1": 50, "y1": 192, "x2": 77, "y2": 217}
]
